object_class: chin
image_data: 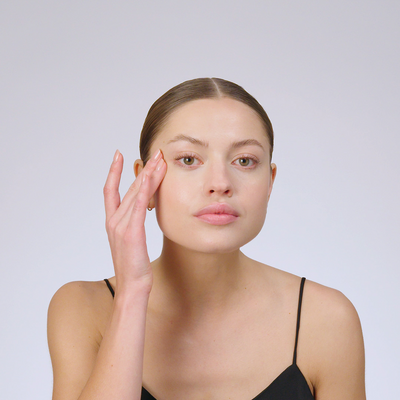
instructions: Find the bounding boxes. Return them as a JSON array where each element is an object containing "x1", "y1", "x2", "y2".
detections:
[{"x1": 162, "y1": 227, "x2": 262, "y2": 255}]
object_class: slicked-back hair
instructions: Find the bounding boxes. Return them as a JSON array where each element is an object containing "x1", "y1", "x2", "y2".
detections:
[{"x1": 139, "y1": 77, "x2": 273, "y2": 164}]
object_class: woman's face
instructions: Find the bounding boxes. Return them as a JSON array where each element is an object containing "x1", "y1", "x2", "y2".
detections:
[{"x1": 147, "y1": 97, "x2": 276, "y2": 254}]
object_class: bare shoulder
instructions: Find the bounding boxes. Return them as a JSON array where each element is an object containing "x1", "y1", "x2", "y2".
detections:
[
  {"x1": 48, "y1": 280, "x2": 113, "y2": 330},
  {"x1": 48, "y1": 280, "x2": 114, "y2": 399},
  {"x1": 300, "y1": 280, "x2": 366, "y2": 399},
  {"x1": 303, "y1": 279, "x2": 361, "y2": 327},
  {"x1": 245, "y1": 260, "x2": 365, "y2": 397},
  {"x1": 49, "y1": 279, "x2": 113, "y2": 305},
  {"x1": 48, "y1": 279, "x2": 115, "y2": 351}
]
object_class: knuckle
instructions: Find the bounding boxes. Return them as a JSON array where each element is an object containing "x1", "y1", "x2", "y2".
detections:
[
  {"x1": 132, "y1": 196, "x2": 146, "y2": 214},
  {"x1": 114, "y1": 223, "x2": 126, "y2": 238},
  {"x1": 128, "y1": 181, "x2": 138, "y2": 192},
  {"x1": 106, "y1": 216, "x2": 118, "y2": 233}
]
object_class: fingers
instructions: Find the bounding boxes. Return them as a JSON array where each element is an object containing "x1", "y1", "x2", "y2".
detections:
[
  {"x1": 104, "y1": 149, "x2": 165, "y2": 289},
  {"x1": 117, "y1": 151, "x2": 166, "y2": 227},
  {"x1": 104, "y1": 150, "x2": 123, "y2": 221},
  {"x1": 105, "y1": 149, "x2": 166, "y2": 231},
  {"x1": 119, "y1": 149, "x2": 163, "y2": 203},
  {"x1": 127, "y1": 156, "x2": 166, "y2": 228},
  {"x1": 142, "y1": 157, "x2": 167, "y2": 204}
]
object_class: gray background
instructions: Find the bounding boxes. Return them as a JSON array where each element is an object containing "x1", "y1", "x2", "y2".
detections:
[{"x1": 1, "y1": 1, "x2": 399, "y2": 398}]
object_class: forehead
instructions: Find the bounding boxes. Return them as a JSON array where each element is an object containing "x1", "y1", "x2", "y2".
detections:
[{"x1": 153, "y1": 97, "x2": 269, "y2": 147}]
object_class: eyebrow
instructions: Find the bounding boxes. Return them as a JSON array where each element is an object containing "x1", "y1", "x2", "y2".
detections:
[
  {"x1": 166, "y1": 134, "x2": 265, "y2": 151},
  {"x1": 166, "y1": 134, "x2": 208, "y2": 147}
]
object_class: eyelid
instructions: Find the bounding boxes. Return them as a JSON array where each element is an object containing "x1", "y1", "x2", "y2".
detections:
[
  {"x1": 233, "y1": 154, "x2": 260, "y2": 168},
  {"x1": 174, "y1": 152, "x2": 202, "y2": 167},
  {"x1": 173, "y1": 152, "x2": 260, "y2": 168}
]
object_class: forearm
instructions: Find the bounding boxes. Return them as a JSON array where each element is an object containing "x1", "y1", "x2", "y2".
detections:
[{"x1": 78, "y1": 285, "x2": 150, "y2": 400}]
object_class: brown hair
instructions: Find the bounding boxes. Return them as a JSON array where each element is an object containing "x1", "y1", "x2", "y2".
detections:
[{"x1": 139, "y1": 77, "x2": 274, "y2": 164}]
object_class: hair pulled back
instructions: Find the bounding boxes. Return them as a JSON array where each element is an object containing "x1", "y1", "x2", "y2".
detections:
[{"x1": 139, "y1": 77, "x2": 274, "y2": 164}]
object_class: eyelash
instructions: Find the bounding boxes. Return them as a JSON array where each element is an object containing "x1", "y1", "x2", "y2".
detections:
[{"x1": 174, "y1": 153, "x2": 260, "y2": 169}]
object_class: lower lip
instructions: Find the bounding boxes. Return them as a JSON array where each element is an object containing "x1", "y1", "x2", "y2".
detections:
[{"x1": 195, "y1": 214, "x2": 238, "y2": 225}]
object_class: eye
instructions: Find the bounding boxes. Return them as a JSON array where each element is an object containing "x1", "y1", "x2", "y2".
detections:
[
  {"x1": 233, "y1": 156, "x2": 259, "y2": 168},
  {"x1": 182, "y1": 156, "x2": 195, "y2": 165},
  {"x1": 237, "y1": 158, "x2": 251, "y2": 166},
  {"x1": 174, "y1": 153, "x2": 201, "y2": 167}
]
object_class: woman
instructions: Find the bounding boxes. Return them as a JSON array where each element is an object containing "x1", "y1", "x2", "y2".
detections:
[{"x1": 47, "y1": 78, "x2": 366, "y2": 400}]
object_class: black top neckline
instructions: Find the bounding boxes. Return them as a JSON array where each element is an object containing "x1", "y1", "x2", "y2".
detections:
[{"x1": 104, "y1": 277, "x2": 314, "y2": 399}]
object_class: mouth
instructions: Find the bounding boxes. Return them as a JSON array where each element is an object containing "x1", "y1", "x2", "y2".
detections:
[{"x1": 194, "y1": 203, "x2": 239, "y2": 225}]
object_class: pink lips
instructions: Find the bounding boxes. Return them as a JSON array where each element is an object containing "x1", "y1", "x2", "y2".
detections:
[{"x1": 194, "y1": 203, "x2": 239, "y2": 225}]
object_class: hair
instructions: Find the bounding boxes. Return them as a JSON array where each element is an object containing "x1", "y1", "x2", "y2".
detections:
[{"x1": 139, "y1": 77, "x2": 274, "y2": 164}]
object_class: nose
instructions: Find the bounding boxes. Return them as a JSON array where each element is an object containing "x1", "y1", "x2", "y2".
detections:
[{"x1": 204, "y1": 161, "x2": 233, "y2": 197}]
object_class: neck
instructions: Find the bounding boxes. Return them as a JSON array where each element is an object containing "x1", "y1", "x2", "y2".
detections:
[{"x1": 150, "y1": 236, "x2": 251, "y2": 317}]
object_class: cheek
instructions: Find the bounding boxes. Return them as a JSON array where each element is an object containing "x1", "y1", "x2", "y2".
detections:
[
  {"x1": 155, "y1": 172, "x2": 194, "y2": 207},
  {"x1": 153, "y1": 172, "x2": 195, "y2": 234},
  {"x1": 244, "y1": 174, "x2": 271, "y2": 203},
  {"x1": 243, "y1": 178, "x2": 271, "y2": 226}
]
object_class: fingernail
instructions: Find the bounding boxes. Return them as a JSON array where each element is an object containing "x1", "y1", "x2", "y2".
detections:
[
  {"x1": 153, "y1": 149, "x2": 162, "y2": 161},
  {"x1": 113, "y1": 150, "x2": 120, "y2": 163},
  {"x1": 142, "y1": 173, "x2": 147, "y2": 184}
]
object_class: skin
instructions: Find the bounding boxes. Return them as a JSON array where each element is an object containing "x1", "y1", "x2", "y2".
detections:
[{"x1": 48, "y1": 97, "x2": 366, "y2": 400}]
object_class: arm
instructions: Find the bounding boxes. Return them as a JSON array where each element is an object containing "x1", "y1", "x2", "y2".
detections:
[{"x1": 48, "y1": 149, "x2": 167, "y2": 400}]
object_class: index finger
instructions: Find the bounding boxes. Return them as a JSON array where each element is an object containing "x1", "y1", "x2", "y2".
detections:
[{"x1": 103, "y1": 150, "x2": 123, "y2": 221}]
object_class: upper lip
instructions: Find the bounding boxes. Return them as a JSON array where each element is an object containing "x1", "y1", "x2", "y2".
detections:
[{"x1": 194, "y1": 203, "x2": 239, "y2": 217}]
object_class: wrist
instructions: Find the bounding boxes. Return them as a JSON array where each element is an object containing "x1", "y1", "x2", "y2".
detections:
[{"x1": 114, "y1": 279, "x2": 152, "y2": 302}]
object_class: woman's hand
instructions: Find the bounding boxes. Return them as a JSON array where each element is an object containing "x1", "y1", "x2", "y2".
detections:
[
  {"x1": 103, "y1": 149, "x2": 166, "y2": 293},
  {"x1": 48, "y1": 150, "x2": 166, "y2": 400}
]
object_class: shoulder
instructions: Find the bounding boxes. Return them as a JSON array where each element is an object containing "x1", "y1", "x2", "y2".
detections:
[
  {"x1": 49, "y1": 279, "x2": 113, "y2": 302},
  {"x1": 48, "y1": 280, "x2": 112, "y2": 321},
  {"x1": 259, "y1": 267, "x2": 361, "y2": 333},
  {"x1": 48, "y1": 280, "x2": 114, "y2": 351},
  {"x1": 302, "y1": 279, "x2": 363, "y2": 342},
  {"x1": 48, "y1": 280, "x2": 115, "y2": 398},
  {"x1": 300, "y1": 280, "x2": 365, "y2": 398},
  {"x1": 303, "y1": 279, "x2": 360, "y2": 324}
]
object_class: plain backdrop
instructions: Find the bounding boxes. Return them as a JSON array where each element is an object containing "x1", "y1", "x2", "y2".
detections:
[{"x1": 1, "y1": 1, "x2": 399, "y2": 398}]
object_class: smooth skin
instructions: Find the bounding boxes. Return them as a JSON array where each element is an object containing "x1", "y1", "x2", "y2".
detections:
[{"x1": 48, "y1": 98, "x2": 365, "y2": 400}]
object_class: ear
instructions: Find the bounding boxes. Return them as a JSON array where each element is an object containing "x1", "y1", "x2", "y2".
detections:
[
  {"x1": 268, "y1": 163, "x2": 277, "y2": 201},
  {"x1": 134, "y1": 159, "x2": 156, "y2": 210},
  {"x1": 134, "y1": 159, "x2": 144, "y2": 178}
]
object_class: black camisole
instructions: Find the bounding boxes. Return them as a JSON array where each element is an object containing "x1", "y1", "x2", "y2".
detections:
[{"x1": 104, "y1": 277, "x2": 314, "y2": 400}]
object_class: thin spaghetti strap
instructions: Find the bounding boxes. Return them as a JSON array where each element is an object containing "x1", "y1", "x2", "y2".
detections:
[
  {"x1": 293, "y1": 277, "x2": 306, "y2": 365},
  {"x1": 104, "y1": 278, "x2": 115, "y2": 298}
]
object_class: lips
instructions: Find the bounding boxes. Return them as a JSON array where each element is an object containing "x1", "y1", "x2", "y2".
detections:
[
  {"x1": 195, "y1": 203, "x2": 239, "y2": 217},
  {"x1": 194, "y1": 203, "x2": 239, "y2": 225}
]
